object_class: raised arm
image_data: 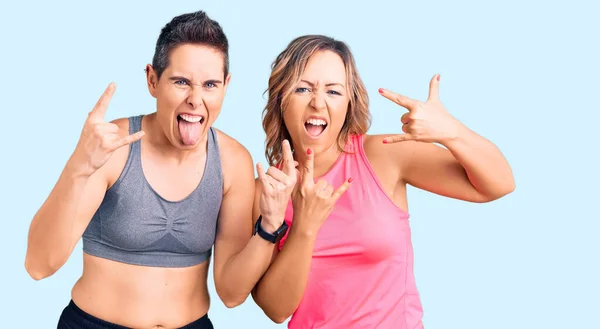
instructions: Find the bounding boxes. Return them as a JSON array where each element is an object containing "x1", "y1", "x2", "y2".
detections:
[
  {"x1": 252, "y1": 148, "x2": 351, "y2": 323},
  {"x1": 25, "y1": 83, "x2": 144, "y2": 280},
  {"x1": 212, "y1": 138, "x2": 295, "y2": 308},
  {"x1": 377, "y1": 74, "x2": 515, "y2": 202}
]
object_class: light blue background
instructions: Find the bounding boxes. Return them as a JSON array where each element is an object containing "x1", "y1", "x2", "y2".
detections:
[{"x1": 1, "y1": 0, "x2": 598, "y2": 328}]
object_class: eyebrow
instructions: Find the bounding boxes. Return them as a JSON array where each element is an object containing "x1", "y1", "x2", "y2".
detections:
[
  {"x1": 168, "y1": 76, "x2": 223, "y2": 84},
  {"x1": 300, "y1": 79, "x2": 345, "y2": 88}
]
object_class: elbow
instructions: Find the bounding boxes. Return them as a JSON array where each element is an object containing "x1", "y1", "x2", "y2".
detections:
[
  {"x1": 264, "y1": 308, "x2": 292, "y2": 324},
  {"x1": 253, "y1": 294, "x2": 292, "y2": 324},
  {"x1": 477, "y1": 181, "x2": 516, "y2": 203},
  {"x1": 222, "y1": 297, "x2": 246, "y2": 309},
  {"x1": 269, "y1": 314, "x2": 290, "y2": 324},
  {"x1": 216, "y1": 288, "x2": 248, "y2": 309},
  {"x1": 24, "y1": 251, "x2": 64, "y2": 281},
  {"x1": 24, "y1": 258, "x2": 56, "y2": 281}
]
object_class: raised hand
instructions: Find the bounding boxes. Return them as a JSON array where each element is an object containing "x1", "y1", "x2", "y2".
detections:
[
  {"x1": 291, "y1": 148, "x2": 352, "y2": 235},
  {"x1": 379, "y1": 74, "x2": 461, "y2": 144},
  {"x1": 70, "y1": 83, "x2": 145, "y2": 176},
  {"x1": 256, "y1": 140, "x2": 299, "y2": 232}
]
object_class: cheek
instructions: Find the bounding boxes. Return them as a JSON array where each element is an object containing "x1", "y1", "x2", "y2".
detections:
[
  {"x1": 328, "y1": 99, "x2": 349, "y2": 130},
  {"x1": 157, "y1": 88, "x2": 185, "y2": 111}
]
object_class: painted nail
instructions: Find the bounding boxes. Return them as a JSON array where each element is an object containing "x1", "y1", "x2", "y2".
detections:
[
  {"x1": 378, "y1": 88, "x2": 384, "y2": 94},
  {"x1": 348, "y1": 177, "x2": 353, "y2": 183},
  {"x1": 437, "y1": 74, "x2": 440, "y2": 81},
  {"x1": 307, "y1": 148, "x2": 313, "y2": 155},
  {"x1": 382, "y1": 139, "x2": 388, "y2": 144}
]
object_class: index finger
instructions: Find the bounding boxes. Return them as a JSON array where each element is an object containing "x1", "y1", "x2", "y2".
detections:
[
  {"x1": 301, "y1": 148, "x2": 314, "y2": 186},
  {"x1": 427, "y1": 74, "x2": 440, "y2": 102},
  {"x1": 89, "y1": 82, "x2": 116, "y2": 121},
  {"x1": 378, "y1": 88, "x2": 419, "y2": 111},
  {"x1": 282, "y1": 139, "x2": 295, "y2": 176}
]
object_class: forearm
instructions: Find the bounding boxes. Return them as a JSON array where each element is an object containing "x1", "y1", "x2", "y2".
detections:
[
  {"x1": 25, "y1": 160, "x2": 90, "y2": 278},
  {"x1": 253, "y1": 226, "x2": 316, "y2": 323},
  {"x1": 443, "y1": 123, "x2": 515, "y2": 199},
  {"x1": 216, "y1": 232, "x2": 279, "y2": 307}
]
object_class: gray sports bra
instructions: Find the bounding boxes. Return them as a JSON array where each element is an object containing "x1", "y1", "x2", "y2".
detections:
[{"x1": 82, "y1": 115, "x2": 223, "y2": 267}]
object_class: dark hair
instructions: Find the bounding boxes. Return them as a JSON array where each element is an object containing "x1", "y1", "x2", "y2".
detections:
[{"x1": 151, "y1": 10, "x2": 229, "y2": 80}]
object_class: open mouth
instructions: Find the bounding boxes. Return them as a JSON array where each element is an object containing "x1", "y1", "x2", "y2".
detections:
[
  {"x1": 177, "y1": 113, "x2": 205, "y2": 124},
  {"x1": 304, "y1": 118, "x2": 328, "y2": 138},
  {"x1": 177, "y1": 113, "x2": 205, "y2": 146}
]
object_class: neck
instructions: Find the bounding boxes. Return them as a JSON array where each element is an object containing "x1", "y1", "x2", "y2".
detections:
[
  {"x1": 143, "y1": 113, "x2": 208, "y2": 163},
  {"x1": 294, "y1": 140, "x2": 342, "y2": 178}
]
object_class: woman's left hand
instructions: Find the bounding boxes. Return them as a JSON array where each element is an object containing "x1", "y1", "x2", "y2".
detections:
[{"x1": 379, "y1": 74, "x2": 463, "y2": 144}]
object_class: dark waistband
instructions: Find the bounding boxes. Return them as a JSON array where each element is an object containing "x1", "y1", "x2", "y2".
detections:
[{"x1": 63, "y1": 300, "x2": 212, "y2": 329}]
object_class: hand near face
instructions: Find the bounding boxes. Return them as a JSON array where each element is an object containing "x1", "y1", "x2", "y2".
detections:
[
  {"x1": 70, "y1": 83, "x2": 145, "y2": 176},
  {"x1": 379, "y1": 74, "x2": 461, "y2": 144},
  {"x1": 256, "y1": 140, "x2": 299, "y2": 232}
]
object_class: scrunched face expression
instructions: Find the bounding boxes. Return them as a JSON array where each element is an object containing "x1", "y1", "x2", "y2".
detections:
[
  {"x1": 147, "y1": 44, "x2": 230, "y2": 149},
  {"x1": 282, "y1": 50, "x2": 350, "y2": 154}
]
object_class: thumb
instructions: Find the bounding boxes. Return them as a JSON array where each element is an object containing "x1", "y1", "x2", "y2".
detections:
[{"x1": 382, "y1": 134, "x2": 414, "y2": 144}]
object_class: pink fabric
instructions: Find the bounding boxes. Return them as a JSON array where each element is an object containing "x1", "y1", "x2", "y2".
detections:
[{"x1": 278, "y1": 134, "x2": 424, "y2": 329}]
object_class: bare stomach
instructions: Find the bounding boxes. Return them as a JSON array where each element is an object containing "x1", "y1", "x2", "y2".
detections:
[{"x1": 71, "y1": 253, "x2": 211, "y2": 329}]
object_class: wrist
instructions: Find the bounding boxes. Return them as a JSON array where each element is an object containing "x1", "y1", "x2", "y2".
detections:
[
  {"x1": 64, "y1": 160, "x2": 93, "y2": 181},
  {"x1": 259, "y1": 216, "x2": 282, "y2": 234},
  {"x1": 66, "y1": 153, "x2": 94, "y2": 178},
  {"x1": 440, "y1": 120, "x2": 469, "y2": 147},
  {"x1": 289, "y1": 216, "x2": 318, "y2": 240}
]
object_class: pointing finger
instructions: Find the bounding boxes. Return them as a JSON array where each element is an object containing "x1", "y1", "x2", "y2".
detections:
[
  {"x1": 90, "y1": 82, "x2": 116, "y2": 121},
  {"x1": 378, "y1": 88, "x2": 419, "y2": 111},
  {"x1": 427, "y1": 74, "x2": 440, "y2": 102},
  {"x1": 382, "y1": 134, "x2": 415, "y2": 144}
]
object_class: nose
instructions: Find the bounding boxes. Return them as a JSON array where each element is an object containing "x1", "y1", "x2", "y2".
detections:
[
  {"x1": 309, "y1": 91, "x2": 326, "y2": 111},
  {"x1": 186, "y1": 87, "x2": 203, "y2": 109}
]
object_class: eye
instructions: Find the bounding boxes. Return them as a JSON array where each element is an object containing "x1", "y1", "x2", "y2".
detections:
[
  {"x1": 174, "y1": 79, "x2": 188, "y2": 85},
  {"x1": 295, "y1": 87, "x2": 310, "y2": 93},
  {"x1": 327, "y1": 90, "x2": 342, "y2": 96},
  {"x1": 204, "y1": 82, "x2": 217, "y2": 89}
]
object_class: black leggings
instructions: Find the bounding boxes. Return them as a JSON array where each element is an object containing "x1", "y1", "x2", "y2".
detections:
[{"x1": 57, "y1": 300, "x2": 214, "y2": 329}]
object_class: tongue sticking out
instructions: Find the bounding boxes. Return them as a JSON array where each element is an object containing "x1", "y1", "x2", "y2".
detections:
[
  {"x1": 305, "y1": 123, "x2": 326, "y2": 137},
  {"x1": 178, "y1": 118, "x2": 202, "y2": 146}
]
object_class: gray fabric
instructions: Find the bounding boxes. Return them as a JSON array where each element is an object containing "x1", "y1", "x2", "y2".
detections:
[{"x1": 82, "y1": 115, "x2": 223, "y2": 267}]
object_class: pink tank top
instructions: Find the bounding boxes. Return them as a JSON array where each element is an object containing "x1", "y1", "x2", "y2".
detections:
[{"x1": 278, "y1": 134, "x2": 424, "y2": 329}]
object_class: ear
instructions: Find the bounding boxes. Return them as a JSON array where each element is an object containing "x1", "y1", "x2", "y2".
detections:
[{"x1": 145, "y1": 64, "x2": 158, "y2": 98}]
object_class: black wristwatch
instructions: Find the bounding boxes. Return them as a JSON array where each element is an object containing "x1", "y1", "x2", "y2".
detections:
[{"x1": 254, "y1": 215, "x2": 288, "y2": 243}]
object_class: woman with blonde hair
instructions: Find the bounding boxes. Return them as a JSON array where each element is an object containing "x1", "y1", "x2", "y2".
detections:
[{"x1": 251, "y1": 35, "x2": 515, "y2": 328}]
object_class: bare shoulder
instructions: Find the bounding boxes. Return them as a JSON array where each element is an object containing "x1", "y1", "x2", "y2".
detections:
[
  {"x1": 212, "y1": 128, "x2": 254, "y2": 192},
  {"x1": 363, "y1": 134, "x2": 421, "y2": 184}
]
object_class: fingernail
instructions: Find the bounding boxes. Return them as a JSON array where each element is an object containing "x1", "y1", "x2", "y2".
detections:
[
  {"x1": 307, "y1": 148, "x2": 312, "y2": 155},
  {"x1": 378, "y1": 88, "x2": 384, "y2": 94},
  {"x1": 437, "y1": 74, "x2": 440, "y2": 81},
  {"x1": 382, "y1": 138, "x2": 388, "y2": 144},
  {"x1": 348, "y1": 177, "x2": 353, "y2": 183}
]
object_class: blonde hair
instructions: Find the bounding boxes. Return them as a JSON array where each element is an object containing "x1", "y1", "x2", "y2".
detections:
[{"x1": 262, "y1": 35, "x2": 372, "y2": 166}]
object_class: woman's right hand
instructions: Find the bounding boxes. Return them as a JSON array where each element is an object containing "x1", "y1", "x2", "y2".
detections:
[
  {"x1": 69, "y1": 83, "x2": 145, "y2": 177},
  {"x1": 291, "y1": 148, "x2": 352, "y2": 235}
]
